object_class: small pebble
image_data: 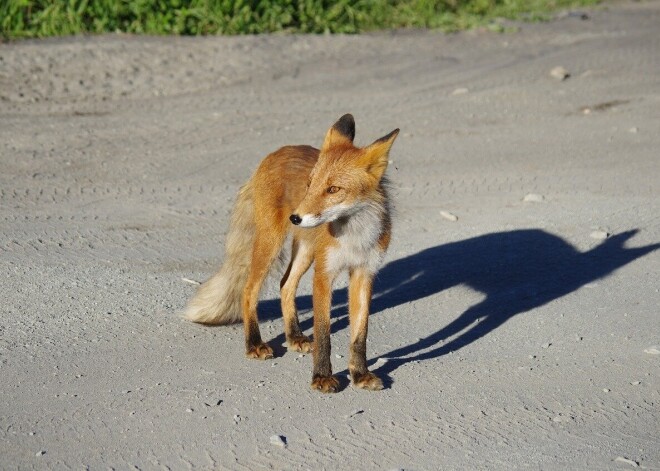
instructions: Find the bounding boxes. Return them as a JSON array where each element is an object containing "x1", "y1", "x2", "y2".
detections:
[
  {"x1": 233, "y1": 414, "x2": 242, "y2": 424},
  {"x1": 440, "y1": 210, "x2": 458, "y2": 221},
  {"x1": 541, "y1": 343, "x2": 551, "y2": 349},
  {"x1": 451, "y1": 87, "x2": 469, "y2": 95},
  {"x1": 335, "y1": 354, "x2": 343, "y2": 359},
  {"x1": 269, "y1": 434, "x2": 287, "y2": 447},
  {"x1": 181, "y1": 277, "x2": 201, "y2": 285},
  {"x1": 550, "y1": 66, "x2": 570, "y2": 81},
  {"x1": 36, "y1": 450, "x2": 46, "y2": 457},
  {"x1": 614, "y1": 456, "x2": 639, "y2": 467},
  {"x1": 603, "y1": 388, "x2": 610, "y2": 393},
  {"x1": 590, "y1": 230, "x2": 610, "y2": 240},
  {"x1": 186, "y1": 408, "x2": 194, "y2": 413},
  {"x1": 523, "y1": 193, "x2": 544, "y2": 203},
  {"x1": 631, "y1": 381, "x2": 641, "y2": 385},
  {"x1": 643, "y1": 346, "x2": 660, "y2": 355}
]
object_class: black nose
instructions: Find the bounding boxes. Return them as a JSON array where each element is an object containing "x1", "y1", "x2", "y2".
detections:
[{"x1": 290, "y1": 214, "x2": 302, "y2": 225}]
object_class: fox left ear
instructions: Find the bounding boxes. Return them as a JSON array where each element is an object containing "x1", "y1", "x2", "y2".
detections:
[
  {"x1": 362, "y1": 128, "x2": 400, "y2": 181},
  {"x1": 322, "y1": 114, "x2": 356, "y2": 152}
]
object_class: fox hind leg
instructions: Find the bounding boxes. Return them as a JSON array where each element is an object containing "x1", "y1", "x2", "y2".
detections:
[
  {"x1": 280, "y1": 238, "x2": 314, "y2": 353},
  {"x1": 243, "y1": 228, "x2": 285, "y2": 360}
]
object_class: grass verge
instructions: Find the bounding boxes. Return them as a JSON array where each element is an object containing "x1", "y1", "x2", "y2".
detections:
[{"x1": 1, "y1": 0, "x2": 600, "y2": 39}]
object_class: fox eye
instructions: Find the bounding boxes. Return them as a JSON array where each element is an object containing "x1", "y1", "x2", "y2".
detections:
[{"x1": 327, "y1": 186, "x2": 340, "y2": 194}]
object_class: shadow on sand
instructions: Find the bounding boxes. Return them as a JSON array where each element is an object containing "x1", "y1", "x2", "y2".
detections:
[{"x1": 259, "y1": 229, "x2": 658, "y2": 383}]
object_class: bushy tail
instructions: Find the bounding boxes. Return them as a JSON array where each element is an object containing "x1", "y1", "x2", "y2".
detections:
[{"x1": 184, "y1": 180, "x2": 255, "y2": 325}]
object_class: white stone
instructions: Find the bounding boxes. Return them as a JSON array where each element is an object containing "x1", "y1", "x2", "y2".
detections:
[{"x1": 440, "y1": 210, "x2": 458, "y2": 221}]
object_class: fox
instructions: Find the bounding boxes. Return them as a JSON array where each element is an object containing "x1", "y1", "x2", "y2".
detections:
[{"x1": 184, "y1": 114, "x2": 399, "y2": 393}]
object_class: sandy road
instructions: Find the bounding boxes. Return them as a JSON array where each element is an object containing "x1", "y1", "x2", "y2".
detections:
[{"x1": 1, "y1": 1, "x2": 659, "y2": 469}]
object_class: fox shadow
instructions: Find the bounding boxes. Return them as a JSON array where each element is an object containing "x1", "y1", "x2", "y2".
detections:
[{"x1": 260, "y1": 229, "x2": 658, "y2": 381}]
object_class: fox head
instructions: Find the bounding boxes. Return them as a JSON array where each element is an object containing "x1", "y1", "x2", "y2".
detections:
[{"x1": 290, "y1": 114, "x2": 399, "y2": 228}]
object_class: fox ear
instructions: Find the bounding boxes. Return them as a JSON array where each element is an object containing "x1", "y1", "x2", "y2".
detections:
[
  {"x1": 321, "y1": 114, "x2": 355, "y2": 152},
  {"x1": 362, "y1": 128, "x2": 400, "y2": 181}
]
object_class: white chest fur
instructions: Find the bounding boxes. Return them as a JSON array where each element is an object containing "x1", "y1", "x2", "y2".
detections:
[{"x1": 326, "y1": 203, "x2": 386, "y2": 275}]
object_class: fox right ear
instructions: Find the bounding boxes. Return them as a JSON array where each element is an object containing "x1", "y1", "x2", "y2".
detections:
[
  {"x1": 321, "y1": 114, "x2": 355, "y2": 152},
  {"x1": 360, "y1": 128, "x2": 399, "y2": 181}
]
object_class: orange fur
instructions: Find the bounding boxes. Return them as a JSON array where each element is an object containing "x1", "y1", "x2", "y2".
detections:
[{"x1": 185, "y1": 114, "x2": 399, "y2": 392}]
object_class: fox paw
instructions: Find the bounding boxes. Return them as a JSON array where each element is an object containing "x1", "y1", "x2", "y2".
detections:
[
  {"x1": 311, "y1": 375, "x2": 340, "y2": 393},
  {"x1": 246, "y1": 343, "x2": 274, "y2": 360},
  {"x1": 287, "y1": 335, "x2": 313, "y2": 353},
  {"x1": 352, "y1": 372, "x2": 383, "y2": 391}
]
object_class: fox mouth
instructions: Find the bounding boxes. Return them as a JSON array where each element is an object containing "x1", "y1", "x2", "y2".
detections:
[
  {"x1": 298, "y1": 214, "x2": 324, "y2": 228},
  {"x1": 289, "y1": 212, "x2": 324, "y2": 228},
  {"x1": 292, "y1": 204, "x2": 351, "y2": 228}
]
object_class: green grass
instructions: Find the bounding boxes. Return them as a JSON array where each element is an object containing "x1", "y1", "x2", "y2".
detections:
[{"x1": 1, "y1": 0, "x2": 600, "y2": 39}]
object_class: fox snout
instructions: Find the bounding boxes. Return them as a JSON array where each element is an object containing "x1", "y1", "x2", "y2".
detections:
[{"x1": 290, "y1": 211, "x2": 324, "y2": 228}]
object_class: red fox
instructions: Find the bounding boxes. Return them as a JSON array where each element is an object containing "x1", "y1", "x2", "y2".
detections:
[{"x1": 185, "y1": 114, "x2": 399, "y2": 393}]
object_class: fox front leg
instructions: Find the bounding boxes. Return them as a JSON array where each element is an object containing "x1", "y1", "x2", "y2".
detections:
[
  {"x1": 310, "y1": 269, "x2": 339, "y2": 393},
  {"x1": 348, "y1": 268, "x2": 383, "y2": 390},
  {"x1": 280, "y1": 239, "x2": 314, "y2": 353}
]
